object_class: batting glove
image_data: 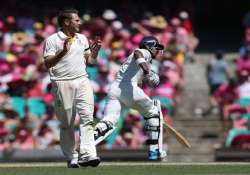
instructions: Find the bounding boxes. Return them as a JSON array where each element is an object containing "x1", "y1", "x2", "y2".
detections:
[{"x1": 146, "y1": 70, "x2": 160, "y2": 87}]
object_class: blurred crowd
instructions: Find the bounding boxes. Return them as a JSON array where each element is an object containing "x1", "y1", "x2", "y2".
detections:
[
  {"x1": 206, "y1": 15, "x2": 250, "y2": 149},
  {"x1": 0, "y1": 9, "x2": 199, "y2": 151}
]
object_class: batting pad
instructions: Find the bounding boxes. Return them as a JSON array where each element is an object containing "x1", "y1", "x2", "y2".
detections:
[{"x1": 154, "y1": 99, "x2": 167, "y2": 158}]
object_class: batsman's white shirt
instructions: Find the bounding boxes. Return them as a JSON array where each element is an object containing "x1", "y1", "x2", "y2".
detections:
[
  {"x1": 43, "y1": 31, "x2": 90, "y2": 80},
  {"x1": 116, "y1": 48, "x2": 152, "y2": 84}
]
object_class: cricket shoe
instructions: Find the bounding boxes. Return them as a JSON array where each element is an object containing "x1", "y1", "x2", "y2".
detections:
[
  {"x1": 67, "y1": 158, "x2": 79, "y2": 168},
  {"x1": 78, "y1": 156, "x2": 101, "y2": 167},
  {"x1": 148, "y1": 149, "x2": 160, "y2": 161}
]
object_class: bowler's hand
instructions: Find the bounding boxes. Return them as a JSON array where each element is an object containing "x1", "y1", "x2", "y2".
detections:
[
  {"x1": 90, "y1": 36, "x2": 102, "y2": 59},
  {"x1": 62, "y1": 37, "x2": 72, "y2": 54}
]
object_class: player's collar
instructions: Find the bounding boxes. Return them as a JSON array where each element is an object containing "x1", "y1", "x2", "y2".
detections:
[
  {"x1": 57, "y1": 31, "x2": 67, "y2": 40},
  {"x1": 57, "y1": 31, "x2": 79, "y2": 40}
]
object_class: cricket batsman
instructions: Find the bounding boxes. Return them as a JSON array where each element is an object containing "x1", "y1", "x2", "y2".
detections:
[{"x1": 94, "y1": 36, "x2": 166, "y2": 160}]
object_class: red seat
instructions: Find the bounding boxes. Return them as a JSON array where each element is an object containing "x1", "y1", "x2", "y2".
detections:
[{"x1": 231, "y1": 134, "x2": 250, "y2": 148}]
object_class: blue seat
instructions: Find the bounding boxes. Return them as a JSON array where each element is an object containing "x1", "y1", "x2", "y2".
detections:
[
  {"x1": 86, "y1": 67, "x2": 98, "y2": 80},
  {"x1": 27, "y1": 97, "x2": 46, "y2": 117},
  {"x1": 239, "y1": 98, "x2": 250, "y2": 108},
  {"x1": 10, "y1": 96, "x2": 26, "y2": 118}
]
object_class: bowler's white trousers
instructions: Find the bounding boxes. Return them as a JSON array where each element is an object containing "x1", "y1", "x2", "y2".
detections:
[{"x1": 51, "y1": 76, "x2": 96, "y2": 160}]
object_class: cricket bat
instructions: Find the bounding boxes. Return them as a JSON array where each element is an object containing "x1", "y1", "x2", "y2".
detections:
[{"x1": 163, "y1": 122, "x2": 191, "y2": 148}]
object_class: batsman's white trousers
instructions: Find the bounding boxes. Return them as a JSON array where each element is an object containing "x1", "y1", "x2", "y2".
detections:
[
  {"x1": 51, "y1": 76, "x2": 96, "y2": 160},
  {"x1": 103, "y1": 82, "x2": 158, "y2": 125}
]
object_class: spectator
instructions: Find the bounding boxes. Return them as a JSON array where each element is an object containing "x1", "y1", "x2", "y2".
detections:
[
  {"x1": 237, "y1": 46, "x2": 250, "y2": 78},
  {"x1": 214, "y1": 78, "x2": 239, "y2": 134},
  {"x1": 35, "y1": 122, "x2": 57, "y2": 149},
  {"x1": 206, "y1": 50, "x2": 229, "y2": 112},
  {"x1": 179, "y1": 11, "x2": 199, "y2": 62},
  {"x1": 12, "y1": 117, "x2": 35, "y2": 150},
  {"x1": 0, "y1": 113, "x2": 9, "y2": 151},
  {"x1": 239, "y1": 28, "x2": 250, "y2": 57}
]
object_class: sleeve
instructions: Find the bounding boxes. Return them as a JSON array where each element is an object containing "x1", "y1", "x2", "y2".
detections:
[
  {"x1": 142, "y1": 49, "x2": 152, "y2": 63},
  {"x1": 43, "y1": 38, "x2": 57, "y2": 57},
  {"x1": 134, "y1": 49, "x2": 151, "y2": 62}
]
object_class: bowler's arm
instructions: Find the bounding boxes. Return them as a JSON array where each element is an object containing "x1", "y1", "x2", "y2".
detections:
[{"x1": 44, "y1": 51, "x2": 67, "y2": 69}]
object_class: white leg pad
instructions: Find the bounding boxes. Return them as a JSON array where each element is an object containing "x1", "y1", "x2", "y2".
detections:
[{"x1": 154, "y1": 99, "x2": 166, "y2": 158}]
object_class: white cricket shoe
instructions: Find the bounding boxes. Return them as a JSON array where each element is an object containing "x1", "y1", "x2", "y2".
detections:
[
  {"x1": 67, "y1": 158, "x2": 79, "y2": 168},
  {"x1": 78, "y1": 156, "x2": 101, "y2": 167}
]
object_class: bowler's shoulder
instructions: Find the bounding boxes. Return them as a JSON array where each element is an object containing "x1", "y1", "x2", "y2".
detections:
[{"x1": 45, "y1": 32, "x2": 59, "y2": 42}]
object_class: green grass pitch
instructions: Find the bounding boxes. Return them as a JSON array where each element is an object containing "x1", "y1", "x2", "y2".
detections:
[{"x1": 0, "y1": 162, "x2": 250, "y2": 175}]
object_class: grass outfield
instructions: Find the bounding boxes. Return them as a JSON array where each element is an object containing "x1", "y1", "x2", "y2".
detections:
[{"x1": 0, "y1": 162, "x2": 250, "y2": 175}]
